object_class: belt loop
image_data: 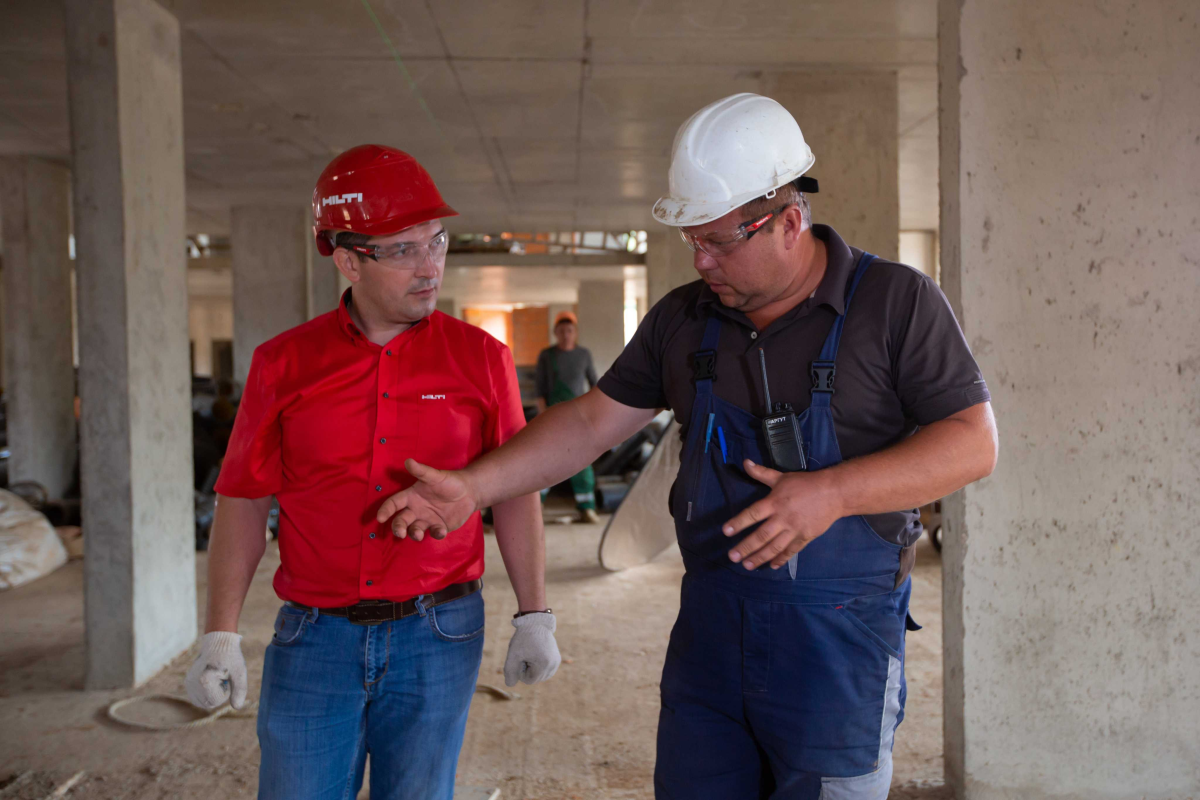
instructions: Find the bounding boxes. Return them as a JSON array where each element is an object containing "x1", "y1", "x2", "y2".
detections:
[
  {"x1": 414, "y1": 595, "x2": 429, "y2": 617},
  {"x1": 308, "y1": 605, "x2": 320, "y2": 623}
]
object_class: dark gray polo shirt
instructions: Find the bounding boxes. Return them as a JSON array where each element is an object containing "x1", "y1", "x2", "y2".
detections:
[
  {"x1": 535, "y1": 345, "x2": 598, "y2": 401},
  {"x1": 597, "y1": 224, "x2": 990, "y2": 547}
]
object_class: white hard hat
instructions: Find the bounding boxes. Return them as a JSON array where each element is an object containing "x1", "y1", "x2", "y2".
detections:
[{"x1": 652, "y1": 93, "x2": 816, "y2": 228}]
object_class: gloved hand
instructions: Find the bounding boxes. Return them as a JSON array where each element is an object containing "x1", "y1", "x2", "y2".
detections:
[
  {"x1": 503, "y1": 612, "x2": 561, "y2": 687},
  {"x1": 185, "y1": 631, "x2": 248, "y2": 710}
]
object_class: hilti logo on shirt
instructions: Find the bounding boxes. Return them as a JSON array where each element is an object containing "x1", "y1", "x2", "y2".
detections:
[
  {"x1": 321, "y1": 193, "x2": 363, "y2": 207},
  {"x1": 422, "y1": 394, "x2": 446, "y2": 400}
]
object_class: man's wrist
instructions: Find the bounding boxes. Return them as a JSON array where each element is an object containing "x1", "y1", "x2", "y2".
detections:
[
  {"x1": 461, "y1": 465, "x2": 491, "y2": 511},
  {"x1": 513, "y1": 608, "x2": 552, "y2": 619},
  {"x1": 815, "y1": 465, "x2": 850, "y2": 519}
]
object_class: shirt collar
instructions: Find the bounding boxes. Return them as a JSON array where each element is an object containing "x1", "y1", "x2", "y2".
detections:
[
  {"x1": 693, "y1": 223, "x2": 856, "y2": 322},
  {"x1": 335, "y1": 288, "x2": 431, "y2": 346}
]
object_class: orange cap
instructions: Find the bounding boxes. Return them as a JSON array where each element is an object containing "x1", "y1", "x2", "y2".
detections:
[{"x1": 554, "y1": 311, "x2": 578, "y2": 327}]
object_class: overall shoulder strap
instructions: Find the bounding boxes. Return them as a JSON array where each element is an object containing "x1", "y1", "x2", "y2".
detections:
[
  {"x1": 811, "y1": 251, "x2": 877, "y2": 397},
  {"x1": 691, "y1": 314, "x2": 723, "y2": 391}
]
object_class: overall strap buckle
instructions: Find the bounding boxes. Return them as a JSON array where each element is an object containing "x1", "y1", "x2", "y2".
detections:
[
  {"x1": 811, "y1": 361, "x2": 836, "y2": 394},
  {"x1": 692, "y1": 350, "x2": 717, "y2": 382}
]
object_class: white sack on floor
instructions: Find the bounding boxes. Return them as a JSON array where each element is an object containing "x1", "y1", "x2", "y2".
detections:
[
  {"x1": 0, "y1": 489, "x2": 68, "y2": 590},
  {"x1": 598, "y1": 420, "x2": 681, "y2": 571}
]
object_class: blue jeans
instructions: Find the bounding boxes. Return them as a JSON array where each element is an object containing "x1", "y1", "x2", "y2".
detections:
[{"x1": 256, "y1": 591, "x2": 485, "y2": 800}]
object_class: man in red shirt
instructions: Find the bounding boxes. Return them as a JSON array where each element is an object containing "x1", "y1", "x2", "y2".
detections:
[{"x1": 184, "y1": 145, "x2": 560, "y2": 800}]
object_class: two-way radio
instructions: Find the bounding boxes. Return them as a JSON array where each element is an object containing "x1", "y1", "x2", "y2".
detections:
[{"x1": 758, "y1": 348, "x2": 807, "y2": 472}]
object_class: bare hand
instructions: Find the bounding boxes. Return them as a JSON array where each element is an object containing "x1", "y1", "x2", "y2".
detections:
[
  {"x1": 375, "y1": 459, "x2": 479, "y2": 541},
  {"x1": 722, "y1": 460, "x2": 844, "y2": 570}
]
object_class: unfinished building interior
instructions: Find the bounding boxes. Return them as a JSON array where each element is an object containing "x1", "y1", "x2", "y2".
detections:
[{"x1": 0, "y1": 1, "x2": 1196, "y2": 799}]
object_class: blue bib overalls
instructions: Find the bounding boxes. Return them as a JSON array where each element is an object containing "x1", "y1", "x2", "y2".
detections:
[{"x1": 655, "y1": 253, "x2": 919, "y2": 800}]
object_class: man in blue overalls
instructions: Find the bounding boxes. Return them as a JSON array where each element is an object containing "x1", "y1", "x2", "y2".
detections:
[{"x1": 375, "y1": 93, "x2": 1000, "y2": 799}]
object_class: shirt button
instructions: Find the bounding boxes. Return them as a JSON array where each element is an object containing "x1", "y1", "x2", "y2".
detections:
[
  {"x1": 380, "y1": 438, "x2": 386, "y2": 444},
  {"x1": 386, "y1": 349, "x2": 392, "y2": 356},
  {"x1": 376, "y1": 485, "x2": 382, "y2": 492},
  {"x1": 382, "y1": 392, "x2": 389, "y2": 398},
  {"x1": 369, "y1": 533, "x2": 376, "y2": 539},
  {"x1": 366, "y1": 580, "x2": 373, "y2": 586},
  {"x1": 750, "y1": 331, "x2": 758, "y2": 340}
]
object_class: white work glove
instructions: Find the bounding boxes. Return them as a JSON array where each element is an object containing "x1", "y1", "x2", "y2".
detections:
[
  {"x1": 185, "y1": 631, "x2": 248, "y2": 710},
  {"x1": 503, "y1": 612, "x2": 561, "y2": 687}
]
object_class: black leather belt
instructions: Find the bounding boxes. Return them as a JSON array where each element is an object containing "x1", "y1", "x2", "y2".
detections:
[{"x1": 287, "y1": 579, "x2": 482, "y2": 626}]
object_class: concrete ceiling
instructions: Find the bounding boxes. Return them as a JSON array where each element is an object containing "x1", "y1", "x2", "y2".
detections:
[{"x1": 0, "y1": 0, "x2": 940, "y2": 236}]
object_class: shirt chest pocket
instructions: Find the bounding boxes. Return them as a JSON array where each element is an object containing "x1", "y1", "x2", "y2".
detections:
[{"x1": 393, "y1": 399, "x2": 484, "y2": 472}]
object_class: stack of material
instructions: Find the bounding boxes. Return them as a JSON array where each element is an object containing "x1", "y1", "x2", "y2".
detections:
[{"x1": 0, "y1": 489, "x2": 68, "y2": 590}]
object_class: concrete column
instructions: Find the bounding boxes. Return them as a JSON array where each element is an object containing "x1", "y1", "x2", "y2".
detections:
[
  {"x1": 231, "y1": 206, "x2": 308, "y2": 386},
  {"x1": 939, "y1": 1, "x2": 1200, "y2": 797},
  {"x1": 306, "y1": 234, "x2": 339, "y2": 319},
  {"x1": 575, "y1": 280, "x2": 624, "y2": 378},
  {"x1": 762, "y1": 72, "x2": 899, "y2": 261},
  {"x1": 0, "y1": 158, "x2": 76, "y2": 498},
  {"x1": 645, "y1": 230, "x2": 696, "y2": 308},
  {"x1": 65, "y1": 0, "x2": 195, "y2": 689}
]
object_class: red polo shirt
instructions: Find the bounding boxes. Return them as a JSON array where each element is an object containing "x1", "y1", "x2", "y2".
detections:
[{"x1": 214, "y1": 294, "x2": 525, "y2": 607}]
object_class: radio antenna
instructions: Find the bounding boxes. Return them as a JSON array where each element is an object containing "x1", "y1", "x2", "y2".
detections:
[{"x1": 758, "y1": 348, "x2": 773, "y2": 413}]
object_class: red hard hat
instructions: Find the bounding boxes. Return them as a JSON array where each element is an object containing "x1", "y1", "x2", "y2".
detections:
[{"x1": 311, "y1": 144, "x2": 457, "y2": 256}]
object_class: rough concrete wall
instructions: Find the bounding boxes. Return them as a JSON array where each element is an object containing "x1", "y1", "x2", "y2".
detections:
[
  {"x1": 575, "y1": 280, "x2": 625, "y2": 378},
  {"x1": 939, "y1": 1, "x2": 1200, "y2": 797},
  {"x1": 66, "y1": 0, "x2": 195, "y2": 689},
  {"x1": 231, "y1": 205, "x2": 308, "y2": 386},
  {"x1": 306, "y1": 234, "x2": 339, "y2": 319},
  {"x1": 645, "y1": 230, "x2": 696, "y2": 308},
  {"x1": 763, "y1": 71, "x2": 900, "y2": 261},
  {"x1": 0, "y1": 158, "x2": 77, "y2": 498}
]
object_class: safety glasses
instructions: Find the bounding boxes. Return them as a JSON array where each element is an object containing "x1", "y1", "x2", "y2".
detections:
[
  {"x1": 341, "y1": 229, "x2": 449, "y2": 270},
  {"x1": 678, "y1": 204, "x2": 792, "y2": 258}
]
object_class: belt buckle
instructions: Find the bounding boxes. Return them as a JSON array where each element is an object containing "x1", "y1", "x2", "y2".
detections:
[{"x1": 347, "y1": 600, "x2": 392, "y2": 626}]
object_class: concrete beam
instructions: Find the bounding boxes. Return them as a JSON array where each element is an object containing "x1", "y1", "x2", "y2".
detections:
[
  {"x1": 65, "y1": 0, "x2": 195, "y2": 689},
  {"x1": 230, "y1": 205, "x2": 308, "y2": 386},
  {"x1": 0, "y1": 158, "x2": 76, "y2": 498},
  {"x1": 763, "y1": 71, "x2": 900, "y2": 261},
  {"x1": 446, "y1": 252, "x2": 645, "y2": 268},
  {"x1": 939, "y1": 1, "x2": 1200, "y2": 796}
]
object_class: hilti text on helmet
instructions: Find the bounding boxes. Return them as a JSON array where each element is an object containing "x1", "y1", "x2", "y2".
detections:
[{"x1": 322, "y1": 193, "x2": 363, "y2": 207}]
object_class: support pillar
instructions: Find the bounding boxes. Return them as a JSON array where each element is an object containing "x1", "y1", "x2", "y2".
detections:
[
  {"x1": 645, "y1": 230, "x2": 696, "y2": 308},
  {"x1": 66, "y1": 0, "x2": 195, "y2": 689},
  {"x1": 762, "y1": 72, "x2": 899, "y2": 261},
  {"x1": 230, "y1": 206, "x2": 309, "y2": 386},
  {"x1": 939, "y1": 1, "x2": 1200, "y2": 796},
  {"x1": 575, "y1": 280, "x2": 624, "y2": 378},
  {"x1": 307, "y1": 232, "x2": 339, "y2": 319},
  {"x1": 0, "y1": 158, "x2": 76, "y2": 498}
]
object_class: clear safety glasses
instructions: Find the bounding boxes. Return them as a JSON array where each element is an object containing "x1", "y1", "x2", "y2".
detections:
[
  {"x1": 342, "y1": 229, "x2": 449, "y2": 270},
  {"x1": 678, "y1": 204, "x2": 792, "y2": 258}
]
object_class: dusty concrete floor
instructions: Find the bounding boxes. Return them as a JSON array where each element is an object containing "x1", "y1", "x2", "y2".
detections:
[{"x1": 0, "y1": 512, "x2": 947, "y2": 799}]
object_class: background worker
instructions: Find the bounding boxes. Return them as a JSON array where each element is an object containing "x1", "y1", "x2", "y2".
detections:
[
  {"x1": 534, "y1": 311, "x2": 600, "y2": 522},
  {"x1": 184, "y1": 145, "x2": 560, "y2": 800},
  {"x1": 375, "y1": 94, "x2": 998, "y2": 800}
]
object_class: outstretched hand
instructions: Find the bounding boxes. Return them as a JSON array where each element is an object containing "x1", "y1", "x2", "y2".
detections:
[
  {"x1": 721, "y1": 460, "x2": 844, "y2": 570},
  {"x1": 375, "y1": 459, "x2": 479, "y2": 541}
]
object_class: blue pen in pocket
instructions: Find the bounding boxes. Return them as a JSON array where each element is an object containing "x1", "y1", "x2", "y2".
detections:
[
  {"x1": 704, "y1": 413, "x2": 715, "y2": 453},
  {"x1": 717, "y1": 426, "x2": 728, "y2": 464}
]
